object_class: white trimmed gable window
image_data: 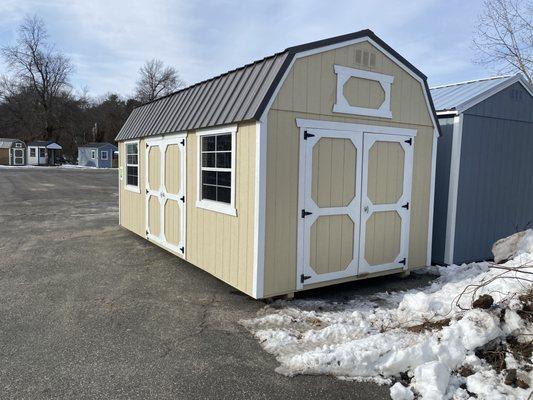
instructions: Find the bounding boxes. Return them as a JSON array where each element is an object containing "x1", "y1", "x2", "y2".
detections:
[
  {"x1": 125, "y1": 141, "x2": 139, "y2": 190},
  {"x1": 196, "y1": 125, "x2": 236, "y2": 216},
  {"x1": 333, "y1": 65, "x2": 394, "y2": 119}
]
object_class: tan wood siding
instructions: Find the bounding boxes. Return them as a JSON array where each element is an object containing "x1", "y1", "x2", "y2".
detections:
[
  {"x1": 185, "y1": 121, "x2": 256, "y2": 296},
  {"x1": 263, "y1": 40, "x2": 436, "y2": 297},
  {"x1": 118, "y1": 140, "x2": 146, "y2": 237}
]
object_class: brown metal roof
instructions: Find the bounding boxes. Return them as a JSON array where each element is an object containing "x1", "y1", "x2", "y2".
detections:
[{"x1": 116, "y1": 29, "x2": 439, "y2": 141}]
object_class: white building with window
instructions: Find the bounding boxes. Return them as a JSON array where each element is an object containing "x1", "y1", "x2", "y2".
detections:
[
  {"x1": 27, "y1": 141, "x2": 62, "y2": 166},
  {"x1": 77, "y1": 142, "x2": 118, "y2": 168}
]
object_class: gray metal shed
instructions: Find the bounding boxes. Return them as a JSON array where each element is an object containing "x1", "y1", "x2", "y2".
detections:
[
  {"x1": 431, "y1": 74, "x2": 533, "y2": 265},
  {"x1": 78, "y1": 142, "x2": 118, "y2": 168}
]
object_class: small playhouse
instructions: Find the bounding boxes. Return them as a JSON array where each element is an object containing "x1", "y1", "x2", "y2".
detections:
[
  {"x1": 0, "y1": 138, "x2": 26, "y2": 165},
  {"x1": 116, "y1": 30, "x2": 440, "y2": 298},
  {"x1": 431, "y1": 74, "x2": 533, "y2": 265},
  {"x1": 78, "y1": 142, "x2": 118, "y2": 168}
]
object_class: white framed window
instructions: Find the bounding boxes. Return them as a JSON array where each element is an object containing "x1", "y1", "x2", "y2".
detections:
[
  {"x1": 196, "y1": 125, "x2": 237, "y2": 216},
  {"x1": 125, "y1": 140, "x2": 140, "y2": 193},
  {"x1": 333, "y1": 65, "x2": 394, "y2": 119},
  {"x1": 30, "y1": 148, "x2": 36, "y2": 157},
  {"x1": 39, "y1": 148, "x2": 46, "y2": 157},
  {"x1": 15, "y1": 142, "x2": 22, "y2": 148},
  {"x1": 91, "y1": 149, "x2": 96, "y2": 159},
  {"x1": 101, "y1": 150, "x2": 108, "y2": 160}
]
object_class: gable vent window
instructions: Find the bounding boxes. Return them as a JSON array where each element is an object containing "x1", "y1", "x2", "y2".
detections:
[{"x1": 355, "y1": 49, "x2": 376, "y2": 67}]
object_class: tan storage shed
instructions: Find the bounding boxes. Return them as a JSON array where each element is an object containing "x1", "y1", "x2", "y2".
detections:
[{"x1": 115, "y1": 30, "x2": 440, "y2": 299}]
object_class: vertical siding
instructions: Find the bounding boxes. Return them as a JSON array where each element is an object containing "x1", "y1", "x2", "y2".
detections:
[
  {"x1": 263, "y1": 41, "x2": 436, "y2": 297},
  {"x1": 431, "y1": 118, "x2": 454, "y2": 264},
  {"x1": 186, "y1": 121, "x2": 256, "y2": 296},
  {"x1": 453, "y1": 114, "x2": 533, "y2": 263}
]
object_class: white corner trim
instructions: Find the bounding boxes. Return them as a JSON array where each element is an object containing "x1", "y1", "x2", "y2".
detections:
[
  {"x1": 444, "y1": 115, "x2": 463, "y2": 265},
  {"x1": 296, "y1": 118, "x2": 416, "y2": 137},
  {"x1": 333, "y1": 64, "x2": 394, "y2": 118},
  {"x1": 195, "y1": 124, "x2": 237, "y2": 216},
  {"x1": 252, "y1": 120, "x2": 267, "y2": 299},
  {"x1": 426, "y1": 127, "x2": 439, "y2": 266}
]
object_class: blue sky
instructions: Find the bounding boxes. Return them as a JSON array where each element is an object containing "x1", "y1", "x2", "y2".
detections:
[{"x1": 0, "y1": 0, "x2": 490, "y2": 98}]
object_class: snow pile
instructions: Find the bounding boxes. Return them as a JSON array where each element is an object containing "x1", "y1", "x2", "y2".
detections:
[
  {"x1": 242, "y1": 232, "x2": 533, "y2": 399},
  {"x1": 492, "y1": 229, "x2": 533, "y2": 263}
]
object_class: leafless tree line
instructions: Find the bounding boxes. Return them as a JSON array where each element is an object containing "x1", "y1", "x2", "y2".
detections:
[{"x1": 0, "y1": 16, "x2": 184, "y2": 159}]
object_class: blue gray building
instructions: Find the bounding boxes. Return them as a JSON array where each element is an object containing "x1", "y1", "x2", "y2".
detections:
[
  {"x1": 78, "y1": 142, "x2": 118, "y2": 168},
  {"x1": 431, "y1": 74, "x2": 533, "y2": 265}
]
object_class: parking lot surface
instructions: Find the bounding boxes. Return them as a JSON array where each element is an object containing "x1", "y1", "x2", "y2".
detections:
[{"x1": 0, "y1": 168, "x2": 432, "y2": 399}]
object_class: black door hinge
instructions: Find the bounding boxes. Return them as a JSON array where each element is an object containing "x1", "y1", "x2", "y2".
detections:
[
  {"x1": 301, "y1": 209, "x2": 313, "y2": 218},
  {"x1": 146, "y1": 189, "x2": 149, "y2": 194},
  {"x1": 402, "y1": 202, "x2": 409, "y2": 210},
  {"x1": 179, "y1": 246, "x2": 185, "y2": 253},
  {"x1": 180, "y1": 139, "x2": 185, "y2": 146},
  {"x1": 404, "y1": 138, "x2": 412, "y2": 145},
  {"x1": 300, "y1": 274, "x2": 311, "y2": 283},
  {"x1": 146, "y1": 230, "x2": 149, "y2": 236},
  {"x1": 303, "y1": 130, "x2": 315, "y2": 140},
  {"x1": 180, "y1": 195, "x2": 185, "y2": 203},
  {"x1": 399, "y1": 258, "x2": 406, "y2": 265},
  {"x1": 146, "y1": 143, "x2": 149, "y2": 148}
]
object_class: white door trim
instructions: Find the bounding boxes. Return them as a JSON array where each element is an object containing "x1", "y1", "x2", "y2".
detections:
[
  {"x1": 145, "y1": 133, "x2": 187, "y2": 257},
  {"x1": 298, "y1": 128, "x2": 363, "y2": 287},
  {"x1": 12, "y1": 148, "x2": 24, "y2": 165},
  {"x1": 358, "y1": 133, "x2": 413, "y2": 275},
  {"x1": 296, "y1": 118, "x2": 417, "y2": 137}
]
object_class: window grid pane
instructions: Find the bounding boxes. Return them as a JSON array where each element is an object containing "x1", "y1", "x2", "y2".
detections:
[{"x1": 200, "y1": 133, "x2": 232, "y2": 204}]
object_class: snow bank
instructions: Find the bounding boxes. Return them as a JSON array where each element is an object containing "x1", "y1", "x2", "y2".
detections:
[
  {"x1": 493, "y1": 229, "x2": 533, "y2": 263},
  {"x1": 241, "y1": 247, "x2": 533, "y2": 399}
]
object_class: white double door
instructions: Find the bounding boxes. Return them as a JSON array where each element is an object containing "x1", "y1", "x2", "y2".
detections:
[
  {"x1": 298, "y1": 126, "x2": 414, "y2": 287},
  {"x1": 12, "y1": 149, "x2": 24, "y2": 165},
  {"x1": 145, "y1": 134, "x2": 186, "y2": 257}
]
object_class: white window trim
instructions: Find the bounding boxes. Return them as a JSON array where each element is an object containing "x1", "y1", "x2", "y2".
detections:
[
  {"x1": 124, "y1": 139, "x2": 140, "y2": 193},
  {"x1": 196, "y1": 125, "x2": 237, "y2": 216},
  {"x1": 333, "y1": 65, "x2": 394, "y2": 118},
  {"x1": 29, "y1": 147, "x2": 36, "y2": 157},
  {"x1": 101, "y1": 150, "x2": 108, "y2": 160},
  {"x1": 91, "y1": 149, "x2": 96, "y2": 159}
]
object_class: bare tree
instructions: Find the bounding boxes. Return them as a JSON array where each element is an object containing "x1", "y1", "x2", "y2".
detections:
[
  {"x1": 1, "y1": 16, "x2": 73, "y2": 139},
  {"x1": 473, "y1": 0, "x2": 533, "y2": 84},
  {"x1": 134, "y1": 59, "x2": 185, "y2": 103}
]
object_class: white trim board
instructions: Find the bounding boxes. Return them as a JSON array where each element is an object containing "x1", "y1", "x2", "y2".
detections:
[
  {"x1": 333, "y1": 65, "x2": 394, "y2": 118},
  {"x1": 444, "y1": 115, "x2": 463, "y2": 264},
  {"x1": 427, "y1": 131, "x2": 438, "y2": 266},
  {"x1": 296, "y1": 118, "x2": 417, "y2": 137},
  {"x1": 252, "y1": 120, "x2": 267, "y2": 299}
]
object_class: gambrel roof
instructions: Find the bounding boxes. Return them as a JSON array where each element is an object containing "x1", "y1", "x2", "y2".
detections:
[
  {"x1": 116, "y1": 29, "x2": 439, "y2": 141},
  {"x1": 430, "y1": 74, "x2": 533, "y2": 114}
]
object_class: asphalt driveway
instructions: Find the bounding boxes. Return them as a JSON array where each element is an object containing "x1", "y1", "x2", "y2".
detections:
[{"x1": 0, "y1": 167, "x2": 431, "y2": 399}]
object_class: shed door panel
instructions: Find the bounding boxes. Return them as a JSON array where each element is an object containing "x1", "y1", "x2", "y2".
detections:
[
  {"x1": 359, "y1": 134, "x2": 413, "y2": 275},
  {"x1": 146, "y1": 136, "x2": 186, "y2": 257},
  {"x1": 13, "y1": 148, "x2": 24, "y2": 165},
  {"x1": 300, "y1": 129, "x2": 363, "y2": 285}
]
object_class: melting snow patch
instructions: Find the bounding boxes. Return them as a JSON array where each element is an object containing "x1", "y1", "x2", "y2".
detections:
[{"x1": 241, "y1": 232, "x2": 533, "y2": 399}]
